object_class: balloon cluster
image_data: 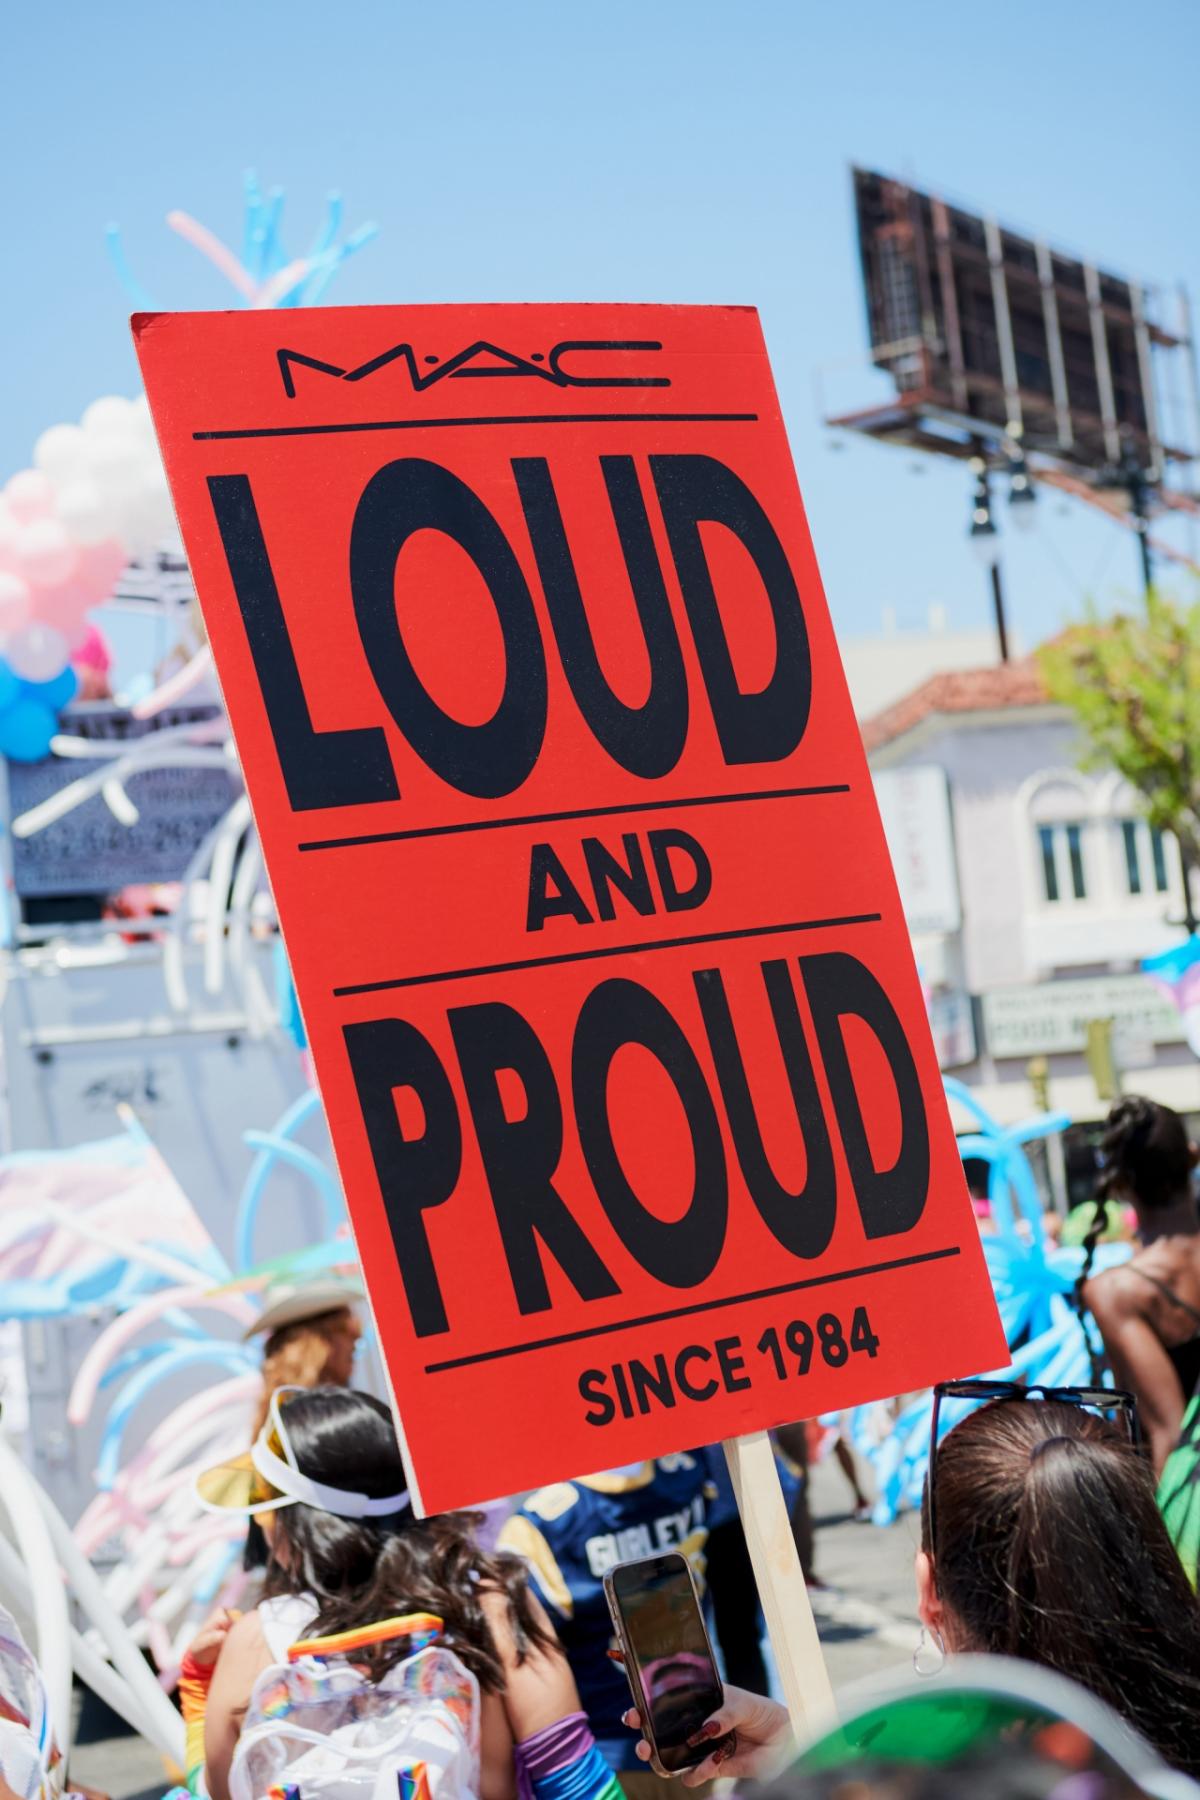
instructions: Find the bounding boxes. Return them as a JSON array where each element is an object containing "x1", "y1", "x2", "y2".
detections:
[
  {"x1": 0, "y1": 182, "x2": 379, "y2": 771},
  {"x1": 0, "y1": 396, "x2": 169, "y2": 757}
]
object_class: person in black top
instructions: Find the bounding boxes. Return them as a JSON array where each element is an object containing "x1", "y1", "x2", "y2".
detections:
[{"x1": 1081, "y1": 1095, "x2": 1200, "y2": 1471}]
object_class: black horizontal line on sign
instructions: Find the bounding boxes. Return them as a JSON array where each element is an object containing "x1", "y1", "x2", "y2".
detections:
[
  {"x1": 299, "y1": 783, "x2": 851, "y2": 853},
  {"x1": 423, "y1": 1246, "x2": 961, "y2": 1373},
  {"x1": 331, "y1": 910, "x2": 883, "y2": 998},
  {"x1": 192, "y1": 410, "x2": 760, "y2": 442}
]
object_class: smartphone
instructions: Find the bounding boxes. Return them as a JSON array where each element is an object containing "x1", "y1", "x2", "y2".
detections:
[{"x1": 604, "y1": 1551, "x2": 725, "y2": 1776}]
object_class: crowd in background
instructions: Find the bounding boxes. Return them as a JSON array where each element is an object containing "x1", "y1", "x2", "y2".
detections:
[{"x1": 9, "y1": 1094, "x2": 1200, "y2": 1797}]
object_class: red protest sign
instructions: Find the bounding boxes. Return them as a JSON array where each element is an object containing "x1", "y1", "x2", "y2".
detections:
[{"x1": 135, "y1": 305, "x2": 1006, "y2": 1514}]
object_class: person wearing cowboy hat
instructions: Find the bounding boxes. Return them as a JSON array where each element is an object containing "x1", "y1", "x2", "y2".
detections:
[
  {"x1": 245, "y1": 1274, "x2": 365, "y2": 1440},
  {"x1": 237, "y1": 1275, "x2": 366, "y2": 1577}
]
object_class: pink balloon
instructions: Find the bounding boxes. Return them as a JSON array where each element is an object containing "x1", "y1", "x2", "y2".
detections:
[
  {"x1": 0, "y1": 571, "x2": 32, "y2": 637},
  {"x1": 5, "y1": 468, "x2": 54, "y2": 524},
  {"x1": 31, "y1": 577, "x2": 91, "y2": 636},
  {"x1": 0, "y1": 511, "x2": 20, "y2": 574},
  {"x1": 71, "y1": 621, "x2": 113, "y2": 673},
  {"x1": 16, "y1": 518, "x2": 78, "y2": 589},
  {"x1": 75, "y1": 538, "x2": 127, "y2": 600}
]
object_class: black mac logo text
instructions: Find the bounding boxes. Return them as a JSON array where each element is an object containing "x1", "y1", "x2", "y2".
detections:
[{"x1": 277, "y1": 339, "x2": 670, "y2": 399}]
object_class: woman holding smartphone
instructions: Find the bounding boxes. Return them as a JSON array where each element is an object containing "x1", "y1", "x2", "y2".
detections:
[{"x1": 625, "y1": 1388, "x2": 1200, "y2": 1782}]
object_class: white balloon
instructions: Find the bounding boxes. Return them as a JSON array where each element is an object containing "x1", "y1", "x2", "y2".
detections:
[
  {"x1": 132, "y1": 472, "x2": 176, "y2": 539},
  {"x1": 6, "y1": 622, "x2": 70, "y2": 683},
  {"x1": 129, "y1": 393, "x2": 158, "y2": 448},
  {"x1": 119, "y1": 471, "x2": 176, "y2": 557},
  {"x1": 34, "y1": 423, "x2": 89, "y2": 490},
  {"x1": 88, "y1": 434, "x2": 144, "y2": 499},
  {"x1": 56, "y1": 481, "x2": 111, "y2": 546},
  {"x1": 82, "y1": 395, "x2": 139, "y2": 439}
]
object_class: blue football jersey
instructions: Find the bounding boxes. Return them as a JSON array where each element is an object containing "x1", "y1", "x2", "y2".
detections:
[{"x1": 497, "y1": 1455, "x2": 712, "y2": 1767}]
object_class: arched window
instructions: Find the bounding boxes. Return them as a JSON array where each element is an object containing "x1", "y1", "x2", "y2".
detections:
[
  {"x1": 1095, "y1": 775, "x2": 1176, "y2": 903},
  {"x1": 1022, "y1": 773, "x2": 1094, "y2": 906},
  {"x1": 1119, "y1": 818, "x2": 1171, "y2": 896}
]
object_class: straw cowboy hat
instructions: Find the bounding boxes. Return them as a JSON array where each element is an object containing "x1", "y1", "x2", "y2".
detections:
[{"x1": 242, "y1": 1275, "x2": 365, "y2": 1341}]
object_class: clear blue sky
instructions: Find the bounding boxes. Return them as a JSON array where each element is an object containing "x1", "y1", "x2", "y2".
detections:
[{"x1": 3, "y1": 0, "x2": 1197, "y2": 653}]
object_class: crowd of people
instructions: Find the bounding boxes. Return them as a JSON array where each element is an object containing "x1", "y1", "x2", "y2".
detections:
[{"x1": 9, "y1": 1095, "x2": 1200, "y2": 1797}]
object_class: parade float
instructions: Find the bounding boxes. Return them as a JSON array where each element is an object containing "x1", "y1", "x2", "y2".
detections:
[{"x1": 0, "y1": 180, "x2": 380, "y2": 1790}]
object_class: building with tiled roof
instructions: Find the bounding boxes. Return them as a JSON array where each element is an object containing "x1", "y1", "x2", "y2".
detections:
[
  {"x1": 861, "y1": 657, "x2": 1050, "y2": 753},
  {"x1": 862, "y1": 647, "x2": 1199, "y2": 1192}
]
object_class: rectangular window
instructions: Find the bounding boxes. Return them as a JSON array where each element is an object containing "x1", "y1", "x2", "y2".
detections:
[
  {"x1": 1151, "y1": 828, "x2": 1169, "y2": 894},
  {"x1": 1067, "y1": 824, "x2": 1087, "y2": 898},
  {"x1": 1039, "y1": 825, "x2": 1059, "y2": 902},
  {"x1": 1122, "y1": 820, "x2": 1142, "y2": 894}
]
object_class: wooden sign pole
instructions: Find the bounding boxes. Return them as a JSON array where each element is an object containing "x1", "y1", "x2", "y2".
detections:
[{"x1": 723, "y1": 1431, "x2": 835, "y2": 1742}]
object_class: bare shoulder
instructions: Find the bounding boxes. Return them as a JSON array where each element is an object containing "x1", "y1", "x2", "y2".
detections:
[
  {"x1": 1083, "y1": 1262, "x2": 1146, "y2": 1323},
  {"x1": 212, "y1": 1606, "x2": 273, "y2": 1689},
  {"x1": 221, "y1": 1606, "x2": 270, "y2": 1656}
]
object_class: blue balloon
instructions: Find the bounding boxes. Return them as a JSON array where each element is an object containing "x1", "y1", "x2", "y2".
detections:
[
  {"x1": 0, "y1": 698, "x2": 57, "y2": 763},
  {"x1": 21, "y1": 666, "x2": 79, "y2": 713},
  {"x1": 0, "y1": 660, "x2": 19, "y2": 714}
]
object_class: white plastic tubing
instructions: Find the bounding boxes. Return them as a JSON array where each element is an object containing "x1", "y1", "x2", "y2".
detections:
[
  {"x1": 0, "y1": 1432, "x2": 185, "y2": 1768},
  {"x1": 0, "y1": 1433, "x2": 73, "y2": 1766},
  {"x1": 0, "y1": 1534, "x2": 163, "y2": 1755}
]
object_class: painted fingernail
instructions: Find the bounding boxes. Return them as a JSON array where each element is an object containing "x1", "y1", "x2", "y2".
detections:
[{"x1": 686, "y1": 1720, "x2": 722, "y2": 1746}]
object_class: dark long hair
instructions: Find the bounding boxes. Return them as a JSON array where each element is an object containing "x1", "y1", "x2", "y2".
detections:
[
  {"x1": 260, "y1": 1387, "x2": 554, "y2": 1689},
  {"x1": 921, "y1": 1397, "x2": 1200, "y2": 1776},
  {"x1": 1072, "y1": 1096, "x2": 1196, "y2": 1381}
]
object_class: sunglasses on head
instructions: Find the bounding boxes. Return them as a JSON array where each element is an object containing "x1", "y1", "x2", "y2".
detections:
[{"x1": 927, "y1": 1380, "x2": 1141, "y2": 1558}]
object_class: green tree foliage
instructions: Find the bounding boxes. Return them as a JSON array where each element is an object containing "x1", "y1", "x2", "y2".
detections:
[{"x1": 1039, "y1": 590, "x2": 1200, "y2": 926}]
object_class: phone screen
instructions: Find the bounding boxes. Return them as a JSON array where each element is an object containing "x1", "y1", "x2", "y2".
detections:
[{"x1": 610, "y1": 1553, "x2": 724, "y2": 1772}]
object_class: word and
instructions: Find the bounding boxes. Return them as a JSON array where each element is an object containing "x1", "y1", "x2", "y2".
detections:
[
  {"x1": 208, "y1": 452, "x2": 811, "y2": 811},
  {"x1": 527, "y1": 829, "x2": 711, "y2": 931},
  {"x1": 345, "y1": 952, "x2": 928, "y2": 1338}
]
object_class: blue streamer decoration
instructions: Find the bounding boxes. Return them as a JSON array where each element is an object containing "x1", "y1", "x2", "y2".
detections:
[{"x1": 107, "y1": 175, "x2": 377, "y2": 311}]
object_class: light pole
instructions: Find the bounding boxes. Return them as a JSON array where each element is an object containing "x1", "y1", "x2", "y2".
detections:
[
  {"x1": 967, "y1": 428, "x2": 1038, "y2": 667},
  {"x1": 1119, "y1": 437, "x2": 1154, "y2": 597},
  {"x1": 968, "y1": 455, "x2": 1009, "y2": 663}
]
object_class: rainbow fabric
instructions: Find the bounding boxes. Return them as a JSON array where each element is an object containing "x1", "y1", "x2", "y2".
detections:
[
  {"x1": 288, "y1": 1612, "x2": 444, "y2": 1663},
  {"x1": 515, "y1": 1711, "x2": 626, "y2": 1800}
]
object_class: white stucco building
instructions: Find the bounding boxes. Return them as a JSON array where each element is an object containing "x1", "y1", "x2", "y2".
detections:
[{"x1": 862, "y1": 657, "x2": 1200, "y2": 1159}]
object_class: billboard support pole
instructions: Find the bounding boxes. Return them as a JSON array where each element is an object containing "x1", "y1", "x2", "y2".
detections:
[
  {"x1": 989, "y1": 560, "x2": 1010, "y2": 665},
  {"x1": 723, "y1": 1431, "x2": 835, "y2": 1741}
]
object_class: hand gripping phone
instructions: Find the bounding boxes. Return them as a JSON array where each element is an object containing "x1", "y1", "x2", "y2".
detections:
[{"x1": 603, "y1": 1551, "x2": 725, "y2": 1776}]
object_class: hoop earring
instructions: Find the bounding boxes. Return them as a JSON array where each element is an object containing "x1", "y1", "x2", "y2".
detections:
[{"x1": 913, "y1": 1625, "x2": 946, "y2": 1678}]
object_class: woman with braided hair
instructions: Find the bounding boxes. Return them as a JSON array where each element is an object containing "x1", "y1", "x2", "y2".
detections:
[{"x1": 1080, "y1": 1095, "x2": 1200, "y2": 1474}]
